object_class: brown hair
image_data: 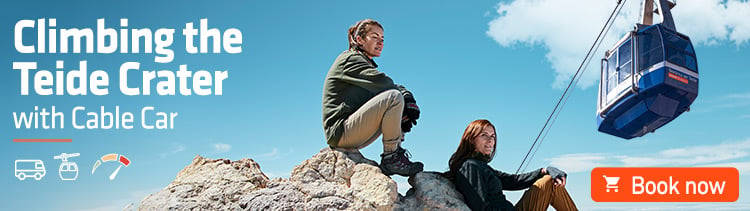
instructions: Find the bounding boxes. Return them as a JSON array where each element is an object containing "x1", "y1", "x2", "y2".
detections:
[
  {"x1": 348, "y1": 19, "x2": 383, "y2": 50},
  {"x1": 446, "y1": 119, "x2": 497, "y2": 179}
]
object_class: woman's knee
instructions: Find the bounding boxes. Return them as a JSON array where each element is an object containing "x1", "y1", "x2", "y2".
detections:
[
  {"x1": 536, "y1": 175, "x2": 573, "y2": 195},
  {"x1": 533, "y1": 175, "x2": 554, "y2": 192},
  {"x1": 382, "y1": 89, "x2": 404, "y2": 104}
]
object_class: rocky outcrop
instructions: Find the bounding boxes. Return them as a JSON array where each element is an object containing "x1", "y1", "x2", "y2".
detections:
[
  {"x1": 239, "y1": 148, "x2": 398, "y2": 210},
  {"x1": 396, "y1": 172, "x2": 471, "y2": 211},
  {"x1": 139, "y1": 156, "x2": 269, "y2": 210},
  {"x1": 139, "y1": 148, "x2": 469, "y2": 210}
]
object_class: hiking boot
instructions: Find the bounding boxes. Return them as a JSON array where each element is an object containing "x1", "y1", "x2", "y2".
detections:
[
  {"x1": 333, "y1": 147, "x2": 378, "y2": 166},
  {"x1": 380, "y1": 146, "x2": 423, "y2": 176}
]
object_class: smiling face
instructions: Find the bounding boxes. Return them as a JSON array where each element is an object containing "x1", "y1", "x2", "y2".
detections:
[
  {"x1": 356, "y1": 26, "x2": 384, "y2": 58},
  {"x1": 473, "y1": 126, "x2": 497, "y2": 156}
]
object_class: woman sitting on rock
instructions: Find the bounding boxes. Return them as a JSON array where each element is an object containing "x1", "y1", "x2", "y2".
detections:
[
  {"x1": 446, "y1": 119, "x2": 578, "y2": 211},
  {"x1": 322, "y1": 18, "x2": 423, "y2": 177}
]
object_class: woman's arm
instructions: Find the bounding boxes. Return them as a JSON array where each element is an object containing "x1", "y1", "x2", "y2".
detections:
[
  {"x1": 339, "y1": 53, "x2": 398, "y2": 93},
  {"x1": 495, "y1": 168, "x2": 544, "y2": 190}
]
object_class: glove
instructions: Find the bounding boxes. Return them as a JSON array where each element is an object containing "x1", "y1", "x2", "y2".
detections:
[
  {"x1": 401, "y1": 116, "x2": 414, "y2": 132},
  {"x1": 545, "y1": 166, "x2": 567, "y2": 179},
  {"x1": 401, "y1": 101, "x2": 419, "y2": 132},
  {"x1": 399, "y1": 87, "x2": 420, "y2": 133}
]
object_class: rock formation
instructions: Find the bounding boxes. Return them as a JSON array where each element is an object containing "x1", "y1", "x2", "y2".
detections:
[
  {"x1": 139, "y1": 156, "x2": 269, "y2": 210},
  {"x1": 396, "y1": 172, "x2": 470, "y2": 211},
  {"x1": 139, "y1": 148, "x2": 470, "y2": 210}
]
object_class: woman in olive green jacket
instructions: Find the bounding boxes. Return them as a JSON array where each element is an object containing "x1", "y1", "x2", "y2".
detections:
[{"x1": 321, "y1": 19, "x2": 422, "y2": 177}]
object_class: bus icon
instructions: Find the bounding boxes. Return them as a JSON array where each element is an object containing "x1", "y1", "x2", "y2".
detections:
[{"x1": 14, "y1": 159, "x2": 46, "y2": 180}]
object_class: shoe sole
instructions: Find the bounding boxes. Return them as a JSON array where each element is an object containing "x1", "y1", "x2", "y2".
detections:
[{"x1": 380, "y1": 166, "x2": 423, "y2": 177}]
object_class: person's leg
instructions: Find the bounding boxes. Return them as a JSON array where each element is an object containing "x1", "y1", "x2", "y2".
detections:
[
  {"x1": 330, "y1": 147, "x2": 378, "y2": 166},
  {"x1": 549, "y1": 179, "x2": 577, "y2": 211},
  {"x1": 338, "y1": 89, "x2": 404, "y2": 150},
  {"x1": 377, "y1": 90, "x2": 405, "y2": 153},
  {"x1": 515, "y1": 175, "x2": 553, "y2": 211},
  {"x1": 335, "y1": 90, "x2": 403, "y2": 166},
  {"x1": 336, "y1": 89, "x2": 422, "y2": 176},
  {"x1": 350, "y1": 90, "x2": 422, "y2": 176},
  {"x1": 378, "y1": 90, "x2": 423, "y2": 176},
  {"x1": 515, "y1": 175, "x2": 578, "y2": 211}
]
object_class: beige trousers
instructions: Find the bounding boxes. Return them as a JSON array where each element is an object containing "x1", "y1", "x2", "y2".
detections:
[
  {"x1": 337, "y1": 89, "x2": 404, "y2": 153},
  {"x1": 515, "y1": 175, "x2": 578, "y2": 211}
]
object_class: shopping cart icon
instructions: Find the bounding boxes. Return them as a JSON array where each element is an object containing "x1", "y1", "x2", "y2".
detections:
[{"x1": 602, "y1": 175, "x2": 620, "y2": 192}]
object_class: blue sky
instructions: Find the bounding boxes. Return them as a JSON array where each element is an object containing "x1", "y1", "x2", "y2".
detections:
[{"x1": 2, "y1": 0, "x2": 749, "y2": 210}]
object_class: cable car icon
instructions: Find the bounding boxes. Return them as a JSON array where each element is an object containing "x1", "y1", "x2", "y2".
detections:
[
  {"x1": 54, "y1": 153, "x2": 80, "y2": 181},
  {"x1": 92, "y1": 153, "x2": 131, "y2": 180},
  {"x1": 602, "y1": 175, "x2": 620, "y2": 192},
  {"x1": 14, "y1": 159, "x2": 46, "y2": 180}
]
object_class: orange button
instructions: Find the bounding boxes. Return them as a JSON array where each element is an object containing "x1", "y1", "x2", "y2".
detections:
[{"x1": 591, "y1": 167, "x2": 739, "y2": 202}]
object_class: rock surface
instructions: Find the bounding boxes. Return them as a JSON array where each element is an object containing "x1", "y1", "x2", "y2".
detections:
[
  {"x1": 139, "y1": 148, "x2": 469, "y2": 210},
  {"x1": 396, "y1": 171, "x2": 471, "y2": 211},
  {"x1": 139, "y1": 156, "x2": 270, "y2": 210}
]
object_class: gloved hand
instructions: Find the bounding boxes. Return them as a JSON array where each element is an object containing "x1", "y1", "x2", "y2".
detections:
[
  {"x1": 401, "y1": 102, "x2": 419, "y2": 132},
  {"x1": 401, "y1": 116, "x2": 414, "y2": 132},
  {"x1": 399, "y1": 87, "x2": 420, "y2": 133},
  {"x1": 545, "y1": 166, "x2": 567, "y2": 179}
]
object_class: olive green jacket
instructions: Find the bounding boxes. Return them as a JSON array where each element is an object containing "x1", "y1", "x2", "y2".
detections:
[{"x1": 321, "y1": 49, "x2": 404, "y2": 147}]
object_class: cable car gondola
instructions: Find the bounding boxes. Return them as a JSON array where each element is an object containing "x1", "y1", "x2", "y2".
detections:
[{"x1": 596, "y1": 0, "x2": 698, "y2": 139}]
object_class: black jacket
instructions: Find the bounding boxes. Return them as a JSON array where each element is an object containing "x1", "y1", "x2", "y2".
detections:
[{"x1": 453, "y1": 158, "x2": 544, "y2": 211}]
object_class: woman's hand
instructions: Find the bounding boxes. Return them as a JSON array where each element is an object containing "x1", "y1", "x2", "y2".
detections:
[
  {"x1": 398, "y1": 85, "x2": 420, "y2": 133},
  {"x1": 544, "y1": 166, "x2": 568, "y2": 186},
  {"x1": 554, "y1": 177, "x2": 567, "y2": 186}
]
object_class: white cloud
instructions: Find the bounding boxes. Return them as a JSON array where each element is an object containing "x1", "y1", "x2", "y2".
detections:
[
  {"x1": 159, "y1": 144, "x2": 185, "y2": 159},
  {"x1": 212, "y1": 143, "x2": 231, "y2": 154},
  {"x1": 619, "y1": 139, "x2": 750, "y2": 166},
  {"x1": 256, "y1": 148, "x2": 278, "y2": 158},
  {"x1": 678, "y1": 0, "x2": 750, "y2": 47},
  {"x1": 547, "y1": 139, "x2": 750, "y2": 173},
  {"x1": 726, "y1": 92, "x2": 750, "y2": 99},
  {"x1": 250, "y1": 148, "x2": 294, "y2": 161},
  {"x1": 547, "y1": 153, "x2": 612, "y2": 173},
  {"x1": 697, "y1": 92, "x2": 750, "y2": 113},
  {"x1": 487, "y1": 0, "x2": 750, "y2": 89},
  {"x1": 706, "y1": 162, "x2": 750, "y2": 175}
]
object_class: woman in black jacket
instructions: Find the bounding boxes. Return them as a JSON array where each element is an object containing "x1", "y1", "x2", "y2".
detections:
[{"x1": 446, "y1": 119, "x2": 578, "y2": 211}]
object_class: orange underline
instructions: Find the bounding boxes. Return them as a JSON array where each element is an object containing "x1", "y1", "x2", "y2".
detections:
[{"x1": 13, "y1": 139, "x2": 72, "y2": 142}]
